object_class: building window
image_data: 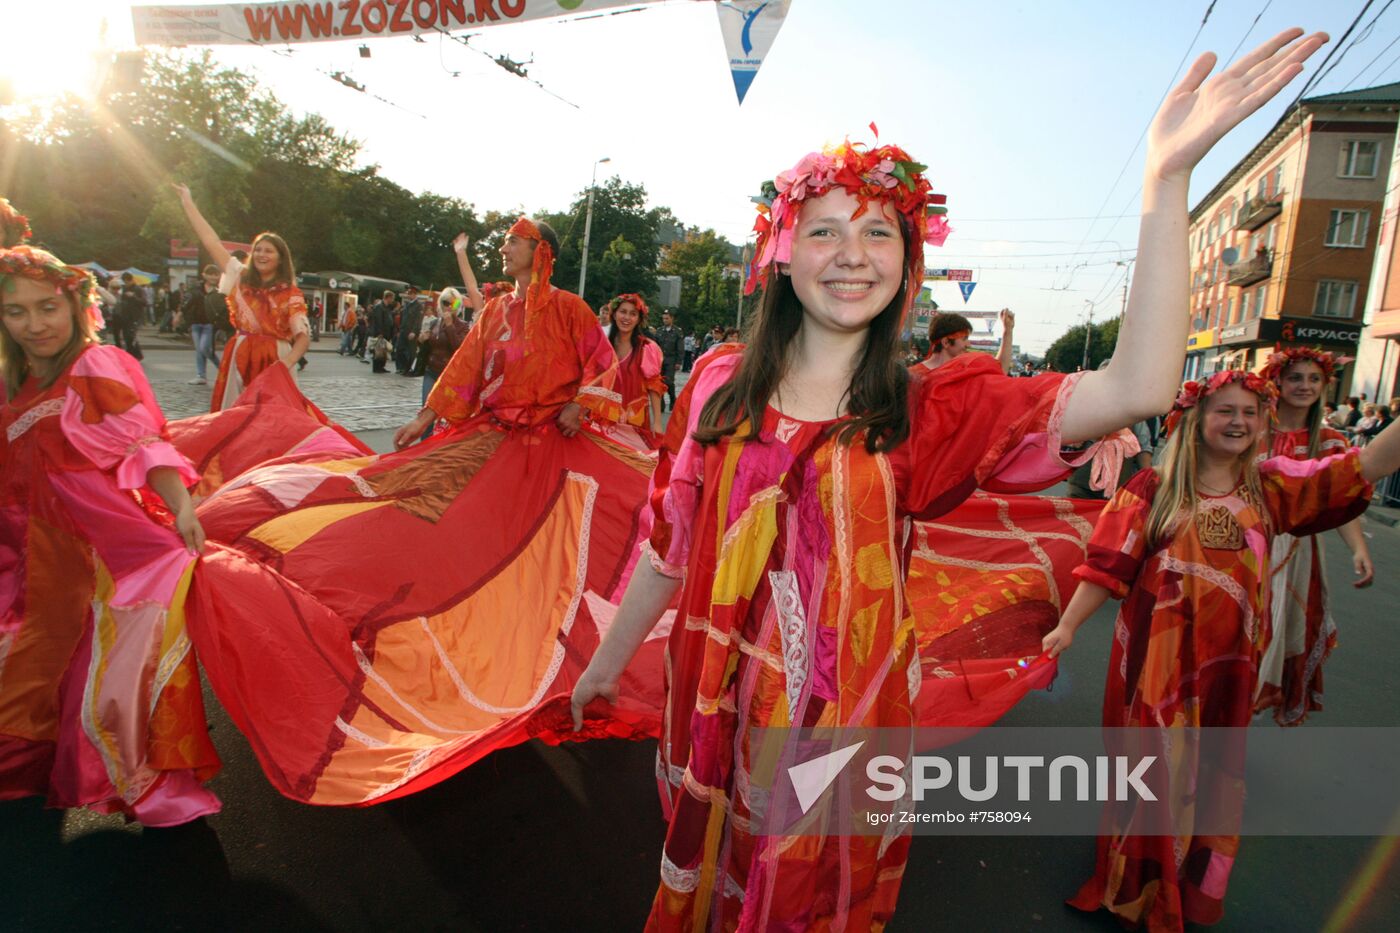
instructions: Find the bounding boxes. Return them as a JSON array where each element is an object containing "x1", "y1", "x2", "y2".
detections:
[
  {"x1": 1225, "y1": 297, "x2": 1235, "y2": 325},
  {"x1": 1338, "y1": 140, "x2": 1379, "y2": 178},
  {"x1": 1314, "y1": 280, "x2": 1357, "y2": 318},
  {"x1": 1325, "y1": 209, "x2": 1369, "y2": 248},
  {"x1": 1272, "y1": 164, "x2": 1284, "y2": 194},
  {"x1": 1240, "y1": 290, "x2": 1252, "y2": 320},
  {"x1": 1255, "y1": 283, "x2": 1267, "y2": 318}
]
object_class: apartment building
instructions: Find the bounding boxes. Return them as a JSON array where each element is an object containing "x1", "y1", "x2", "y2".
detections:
[
  {"x1": 1184, "y1": 82, "x2": 1400, "y2": 396},
  {"x1": 1355, "y1": 119, "x2": 1400, "y2": 406}
]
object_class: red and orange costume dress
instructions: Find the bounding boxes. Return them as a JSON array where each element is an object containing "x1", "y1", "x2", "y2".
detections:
[
  {"x1": 182, "y1": 222, "x2": 668, "y2": 805},
  {"x1": 209, "y1": 258, "x2": 308, "y2": 411},
  {"x1": 643, "y1": 347, "x2": 1099, "y2": 931},
  {"x1": 0, "y1": 345, "x2": 220, "y2": 824},
  {"x1": 1253, "y1": 424, "x2": 1351, "y2": 725},
  {"x1": 1068, "y1": 453, "x2": 1370, "y2": 930},
  {"x1": 601, "y1": 335, "x2": 664, "y2": 451}
]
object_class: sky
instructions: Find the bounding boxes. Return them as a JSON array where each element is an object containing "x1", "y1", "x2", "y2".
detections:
[{"x1": 2, "y1": 1, "x2": 1396, "y2": 353}]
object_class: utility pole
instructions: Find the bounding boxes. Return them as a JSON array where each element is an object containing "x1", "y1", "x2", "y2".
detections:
[
  {"x1": 1082, "y1": 300, "x2": 1094, "y2": 371},
  {"x1": 578, "y1": 156, "x2": 611, "y2": 299},
  {"x1": 735, "y1": 241, "x2": 751, "y2": 329},
  {"x1": 1117, "y1": 257, "x2": 1134, "y2": 319}
]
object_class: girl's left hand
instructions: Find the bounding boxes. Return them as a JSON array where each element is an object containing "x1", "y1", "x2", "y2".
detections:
[
  {"x1": 1146, "y1": 28, "x2": 1327, "y2": 182},
  {"x1": 176, "y1": 504, "x2": 206, "y2": 555},
  {"x1": 1352, "y1": 549, "x2": 1375, "y2": 588}
]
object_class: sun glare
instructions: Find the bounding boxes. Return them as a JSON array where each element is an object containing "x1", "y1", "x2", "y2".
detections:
[{"x1": 0, "y1": 11, "x2": 108, "y2": 108}]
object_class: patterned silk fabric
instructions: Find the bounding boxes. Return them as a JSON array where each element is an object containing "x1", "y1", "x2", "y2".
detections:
[
  {"x1": 182, "y1": 287, "x2": 663, "y2": 806},
  {"x1": 210, "y1": 264, "x2": 309, "y2": 412},
  {"x1": 1069, "y1": 454, "x2": 1371, "y2": 931},
  {"x1": 644, "y1": 347, "x2": 1082, "y2": 931},
  {"x1": 1254, "y1": 426, "x2": 1351, "y2": 725},
  {"x1": 0, "y1": 346, "x2": 220, "y2": 824},
  {"x1": 427, "y1": 287, "x2": 619, "y2": 428}
]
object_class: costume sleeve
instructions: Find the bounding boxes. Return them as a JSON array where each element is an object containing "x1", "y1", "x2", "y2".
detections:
[
  {"x1": 425, "y1": 299, "x2": 496, "y2": 423},
  {"x1": 61, "y1": 346, "x2": 197, "y2": 490},
  {"x1": 1261, "y1": 449, "x2": 1372, "y2": 537},
  {"x1": 904, "y1": 358, "x2": 1136, "y2": 515},
  {"x1": 640, "y1": 339, "x2": 665, "y2": 396},
  {"x1": 1072, "y1": 468, "x2": 1157, "y2": 599},
  {"x1": 567, "y1": 295, "x2": 622, "y2": 422},
  {"x1": 643, "y1": 348, "x2": 742, "y2": 578},
  {"x1": 217, "y1": 257, "x2": 243, "y2": 295},
  {"x1": 286, "y1": 289, "x2": 309, "y2": 339}
]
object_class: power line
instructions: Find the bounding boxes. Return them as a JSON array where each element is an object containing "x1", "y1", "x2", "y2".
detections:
[
  {"x1": 1284, "y1": 0, "x2": 1378, "y2": 107},
  {"x1": 1224, "y1": 0, "x2": 1274, "y2": 63},
  {"x1": 432, "y1": 26, "x2": 580, "y2": 109},
  {"x1": 1051, "y1": 1, "x2": 1218, "y2": 295},
  {"x1": 156, "y1": 9, "x2": 428, "y2": 119},
  {"x1": 1306, "y1": 0, "x2": 1394, "y2": 91}
]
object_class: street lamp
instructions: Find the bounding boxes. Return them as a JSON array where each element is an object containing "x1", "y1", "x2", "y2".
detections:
[{"x1": 578, "y1": 156, "x2": 611, "y2": 297}]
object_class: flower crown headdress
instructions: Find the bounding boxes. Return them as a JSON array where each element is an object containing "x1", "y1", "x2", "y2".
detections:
[
  {"x1": 746, "y1": 124, "x2": 950, "y2": 299},
  {"x1": 0, "y1": 198, "x2": 104, "y2": 330},
  {"x1": 607, "y1": 293, "x2": 649, "y2": 318},
  {"x1": 1164, "y1": 369, "x2": 1278, "y2": 436},
  {"x1": 1260, "y1": 345, "x2": 1351, "y2": 384}
]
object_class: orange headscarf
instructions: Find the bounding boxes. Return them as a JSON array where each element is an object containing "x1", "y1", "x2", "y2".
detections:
[{"x1": 508, "y1": 217, "x2": 554, "y2": 314}]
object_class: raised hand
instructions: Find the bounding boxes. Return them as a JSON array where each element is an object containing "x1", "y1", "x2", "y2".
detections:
[
  {"x1": 171, "y1": 182, "x2": 192, "y2": 202},
  {"x1": 452, "y1": 232, "x2": 470, "y2": 253},
  {"x1": 1146, "y1": 28, "x2": 1327, "y2": 182},
  {"x1": 999, "y1": 308, "x2": 1015, "y2": 329}
]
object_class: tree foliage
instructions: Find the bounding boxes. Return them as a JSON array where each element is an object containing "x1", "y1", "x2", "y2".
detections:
[
  {"x1": 1044, "y1": 316, "x2": 1122, "y2": 373},
  {"x1": 1, "y1": 51, "x2": 736, "y2": 325}
]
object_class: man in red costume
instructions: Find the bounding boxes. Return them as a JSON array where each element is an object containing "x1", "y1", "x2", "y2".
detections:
[{"x1": 394, "y1": 218, "x2": 619, "y2": 445}]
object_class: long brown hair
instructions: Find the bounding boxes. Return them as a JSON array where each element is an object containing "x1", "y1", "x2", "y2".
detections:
[
  {"x1": 1, "y1": 288, "x2": 100, "y2": 398},
  {"x1": 1145, "y1": 401, "x2": 1268, "y2": 551},
  {"x1": 693, "y1": 222, "x2": 914, "y2": 454},
  {"x1": 1277, "y1": 360, "x2": 1327, "y2": 459},
  {"x1": 239, "y1": 232, "x2": 296, "y2": 289}
]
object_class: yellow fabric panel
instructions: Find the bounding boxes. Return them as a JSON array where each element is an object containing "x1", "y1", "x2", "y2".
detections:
[
  {"x1": 246, "y1": 500, "x2": 392, "y2": 554},
  {"x1": 328, "y1": 476, "x2": 591, "y2": 763}
]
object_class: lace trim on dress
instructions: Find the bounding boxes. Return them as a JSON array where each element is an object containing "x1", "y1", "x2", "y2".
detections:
[{"x1": 7, "y1": 398, "x2": 62, "y2": 442}]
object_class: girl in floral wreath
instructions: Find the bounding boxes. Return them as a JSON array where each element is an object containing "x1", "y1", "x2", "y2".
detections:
[
  {"x1": 1042, "y1": 368, "x2": 1400, "y2": 931},
  {"x1": 0, "y1": 198, "x2": 220, "y2": 825},
  {"x1": 172, "y1": 183, "x2": 310, "y2": 411},
  {"x1": 1255, "y1": 346, "x2": 1370, "y2": 725},
  {"x1": 572, "y1": 29, "x2": 1330, "y2": 931},
  {"x1": 605, "y1": 292, "x2": 665, "y2": 436}
]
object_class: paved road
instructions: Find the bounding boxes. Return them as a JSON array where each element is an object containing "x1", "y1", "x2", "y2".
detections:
[{"x1": 3, "y1": 338, "x2": 1398, "y2": 931}]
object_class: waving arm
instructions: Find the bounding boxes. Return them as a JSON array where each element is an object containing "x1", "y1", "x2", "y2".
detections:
[
  {"x1": 171, "y1": 184, "x2": 234, "y2": 272},
  {"x1": 1060, "y1": 29, "x2": 1327, "y2": 443}
]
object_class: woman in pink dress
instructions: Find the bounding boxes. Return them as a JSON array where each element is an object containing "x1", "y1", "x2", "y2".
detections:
[
  {"x1": 604, "y1": 293, "x2": 664, "y2": 438},
  {"x1": 0, "y1": 200, "x2": 220, "y2": 825}
]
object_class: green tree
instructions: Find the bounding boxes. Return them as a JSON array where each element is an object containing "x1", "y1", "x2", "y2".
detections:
[
  {"x1": 1044, "y1": 316, "x2": 1122, "y2": 372},
  {"x1": 657, "y1": 229, "x2": 741, "y2": 334}
]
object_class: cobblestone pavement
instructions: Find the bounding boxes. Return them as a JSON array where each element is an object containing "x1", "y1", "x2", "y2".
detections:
[{"x1": 140, "y1": 332, "x2": 426, "y2": 432}]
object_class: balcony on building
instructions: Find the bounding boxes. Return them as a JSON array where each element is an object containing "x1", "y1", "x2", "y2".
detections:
[
  {"x1": 1227, "y1": 249, "x2": 1272, "y2": 287},
  {"x1": 1234, "y1": 193, "x2": 1283, "y2": 231}
]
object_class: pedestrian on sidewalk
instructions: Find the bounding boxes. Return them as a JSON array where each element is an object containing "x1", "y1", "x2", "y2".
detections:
[
  {"x1": 395, "y1": 285, "x2": 425, "y2": 376},
  {"x1": 368, "y1": 290, "x2": 396, "y2": 373},
  {"x1": 112, "y1": 272, "x2": 145, "y2": 358},
  {"x1": 653, "y1": 309, "x2": 683, "y2": 412},
  {"x1": 180, "y1": 263, "x2": 222, "y2": 385},
  {"x1": 337, "y1": 300, "x2": 358, "y2": 355}
]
